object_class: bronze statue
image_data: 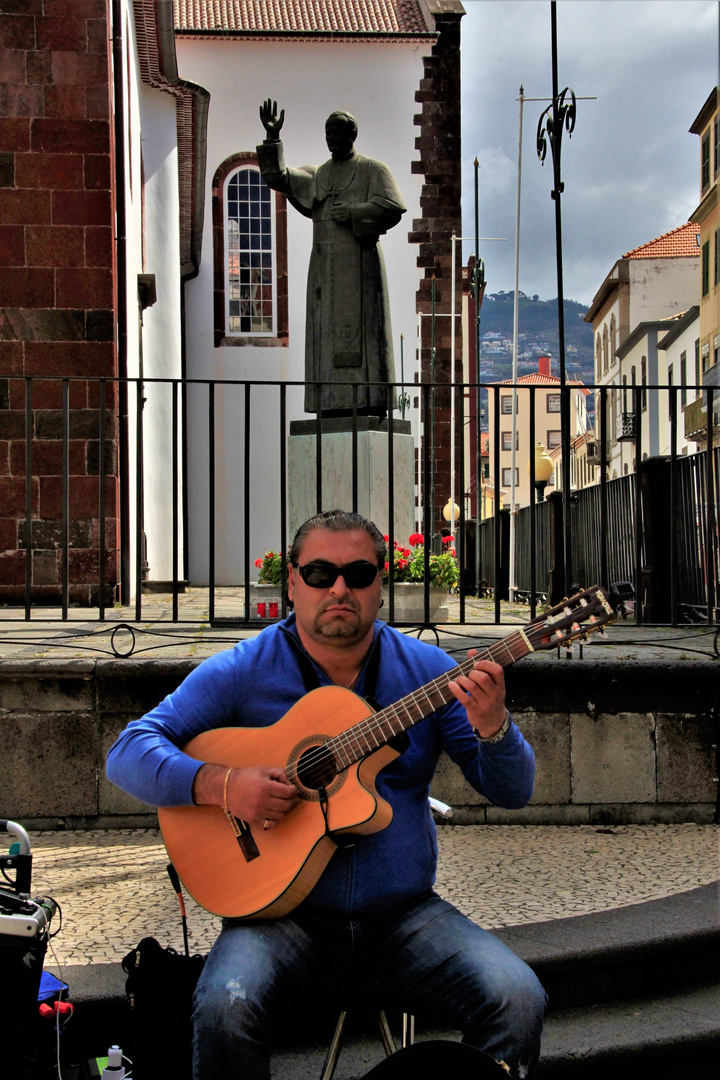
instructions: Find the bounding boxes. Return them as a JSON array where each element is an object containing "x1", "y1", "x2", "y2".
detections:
[{"x1": 258, "y1": 100, "x2": 406, "y2": 418}]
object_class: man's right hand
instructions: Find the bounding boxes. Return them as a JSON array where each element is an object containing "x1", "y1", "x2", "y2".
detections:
[
  {"x1": 259, "y1": 98, "x2": 284, "y2": 142},
  {"x1": 192, "y1": 762, "x2": 298, "y2": 829}
]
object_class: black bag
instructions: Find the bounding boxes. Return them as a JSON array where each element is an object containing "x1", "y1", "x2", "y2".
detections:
[
  {"x1": 122, "y1": 936, "x2": 205, "y2": 1080},
  {"x1": 362, "y1": 1039, "x2": 510, "y2": 1078}
]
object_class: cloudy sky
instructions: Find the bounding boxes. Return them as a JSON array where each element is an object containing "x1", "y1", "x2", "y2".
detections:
[{"x1": 460, "y1": 0, "x2": 719, "y2": 305}]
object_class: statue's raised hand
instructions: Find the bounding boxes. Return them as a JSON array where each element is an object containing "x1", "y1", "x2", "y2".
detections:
[{"x1": 260, "y1": 99, "x2": 284, "y2": 142}]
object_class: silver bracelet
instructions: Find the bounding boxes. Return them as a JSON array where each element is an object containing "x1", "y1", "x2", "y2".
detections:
[{"x1": 474, "y1": 710, "x2": 511, "y2": 744}]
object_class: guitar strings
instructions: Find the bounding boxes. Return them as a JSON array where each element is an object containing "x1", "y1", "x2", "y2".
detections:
[{"x1": 285, "y1": 592, "x2": 610, "y2": 788}]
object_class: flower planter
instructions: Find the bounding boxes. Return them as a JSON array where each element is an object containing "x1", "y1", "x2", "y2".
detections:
[
  {"x1": 380, "y1": 583, "x2": 449, "y2": 624},
  {"x1": 249, "y1": 582, "x2": 281, "y2": 619}
]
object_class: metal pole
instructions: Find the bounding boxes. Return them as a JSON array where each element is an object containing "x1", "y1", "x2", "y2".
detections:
[
  {"x1": 474, "y1": 158, "x2": 481, "y2": 594},
  {"x1": 509, "y1": 86, "x2": 524, "y2": 602},
  {"x1": 450, "y1": 232, "x2": 457, "y2": 537}
]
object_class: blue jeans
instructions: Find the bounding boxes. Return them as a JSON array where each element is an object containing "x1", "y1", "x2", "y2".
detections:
[{"x1": 192, "y1": 892, "x2": 547, "y2": 1079}]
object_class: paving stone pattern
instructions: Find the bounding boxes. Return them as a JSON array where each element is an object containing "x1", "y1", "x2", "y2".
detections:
[{"x1": 27, "y1": 824, "x2": 719, "y2": 968}]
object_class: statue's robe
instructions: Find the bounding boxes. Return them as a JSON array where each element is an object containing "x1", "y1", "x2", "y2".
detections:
[{"x1": 257, "y1": 140, "x2": 406, "y2": 416}]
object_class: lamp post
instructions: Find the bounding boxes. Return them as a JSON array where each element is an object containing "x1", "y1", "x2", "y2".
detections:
[{"x1": 529, "y1": 443, "x2": 554, "y2": 502}]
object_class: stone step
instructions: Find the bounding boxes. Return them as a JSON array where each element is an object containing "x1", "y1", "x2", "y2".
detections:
[{"x1": 53, "y1": 884, "x2": 720, "y2": 1072}]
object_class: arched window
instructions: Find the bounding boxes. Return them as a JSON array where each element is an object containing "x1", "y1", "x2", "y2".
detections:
[
  {"x1": 596, "y1": 334, "x2": 602, "y2": 381},
  {"x1": 609, "y1": 315, "x2": 617, "y2": 364},
  {"x1": 602, "y1": 325, "x2": 609, "y2": 373},
  {"x1": 212, "y1": 153, "x2": 288, "y2": 347}
]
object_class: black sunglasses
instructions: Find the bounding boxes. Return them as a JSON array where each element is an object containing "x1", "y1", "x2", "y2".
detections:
[{"x1": 295, "y1": 561, "x2": 380, "y2": 590}]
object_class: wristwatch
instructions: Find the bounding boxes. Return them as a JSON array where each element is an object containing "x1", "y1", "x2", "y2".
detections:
[{"x1": 474, "y1": 709, "x2": 512, "y2": 744}]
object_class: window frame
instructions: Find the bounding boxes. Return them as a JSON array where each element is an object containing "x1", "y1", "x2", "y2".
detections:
[
  {"x1": 212, "y1": 152, "x2": 288, "y2": 348},
  {"x1": 701, "y1": 239, "x2": 710, "y2": 297},
  {"x1": 501, "y1": 430, "x2": 519, "y2": 451},
  {"x1": 546, "y1": 393, "x2": 561, "y2": 413},
  {"x1": 701, "y1": 128, "x2": 711, "y2": 193},
  {"x1": 546, "y1": 429, "x2": 561, "y2": 450},
  {"x1": 501, "y1": 467, "x2": 519, "y2": 488}
]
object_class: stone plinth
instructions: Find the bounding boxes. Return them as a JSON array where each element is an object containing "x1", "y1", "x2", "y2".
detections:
[{"x1": 288, "y1": 418, "x2": 415, "y2": 540}]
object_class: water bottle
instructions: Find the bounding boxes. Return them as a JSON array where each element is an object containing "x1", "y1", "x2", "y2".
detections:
[{"x1": 101, "y1": 1046, "x2": 126, "y2": 1079}]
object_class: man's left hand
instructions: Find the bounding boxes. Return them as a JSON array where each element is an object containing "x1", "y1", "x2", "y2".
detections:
[{"x1": 448, "y1": 652, "x2": 507, "y2": 739}]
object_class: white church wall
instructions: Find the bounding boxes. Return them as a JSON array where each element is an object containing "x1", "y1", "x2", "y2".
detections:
[
  {"x1": 176, "y1": 37, "x2": 427, "y2": 584},
  {"x1": 136, "y1": 82, "x2": 185, "y2": 583}
]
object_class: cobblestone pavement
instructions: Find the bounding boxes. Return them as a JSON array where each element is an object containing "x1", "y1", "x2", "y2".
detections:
[
  {"x1": 26, "y1": 824, "x2": 719, "y2": 968},
  {"x1": 0, "y1": 588, "x2": 718, "y2": 662}
]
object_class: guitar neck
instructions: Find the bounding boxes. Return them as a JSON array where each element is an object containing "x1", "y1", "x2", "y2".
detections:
[{"x1": 328, "y1": 628, "x2": 533, "y2": 771}]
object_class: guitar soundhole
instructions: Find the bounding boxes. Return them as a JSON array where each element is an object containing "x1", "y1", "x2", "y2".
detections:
[{"x1": 295, "y1": 743, "x2": 338, "y2": 793}]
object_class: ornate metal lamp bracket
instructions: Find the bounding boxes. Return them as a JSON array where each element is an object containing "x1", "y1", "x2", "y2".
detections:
[{"x1": 536, "y1": 88, "x2": 577, "y2": 200}]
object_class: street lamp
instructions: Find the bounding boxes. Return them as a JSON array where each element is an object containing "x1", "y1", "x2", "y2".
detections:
[
  {"x1": 442, "y1": 498, "x2": 460, "y2": 534},
  {"x1": 529, "y1": 443, "x2": 554, "y2": 502}
]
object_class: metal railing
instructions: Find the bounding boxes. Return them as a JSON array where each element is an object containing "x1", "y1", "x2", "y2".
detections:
[{"x1": 1, "y1": 376, "x2": 718, "y2": 628}]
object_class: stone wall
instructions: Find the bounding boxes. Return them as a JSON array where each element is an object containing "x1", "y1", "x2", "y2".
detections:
[
  {"x1": 0, "y1": 0, "x2": 119, "y2": 605},
  {"x1": 1, "y1": 656, "x2": 716, "y2": 829}
]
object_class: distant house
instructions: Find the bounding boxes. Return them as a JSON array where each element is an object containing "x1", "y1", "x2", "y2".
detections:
[
  {"x1": 487, "y1": 355, "x2": 589, "y2": 509},
  {"x1": 584, "y1": 223, "x2": 700, "y2": 480}
]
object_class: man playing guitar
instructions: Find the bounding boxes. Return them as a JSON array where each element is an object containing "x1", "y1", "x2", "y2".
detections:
[{"x1": 107, "y1": 510, "x2": 547, "y2": 1079}]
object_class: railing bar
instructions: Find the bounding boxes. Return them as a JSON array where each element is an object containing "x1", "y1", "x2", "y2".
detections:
[
  {"x1": 386, "y1": 384, "x2": 395, "y2": 624},
  {"x1": 493, "y1": 385, "x2": 501, "y2": 624},
  {"x1": 244, "y1": 383, "x2": 251, "y2": 624},
  {"x1": 705, "y1": 387, "x2": 716, "y2": 625},
  {"x1": 172, "y1": 380, "x2": 179, "y2": 622},
  {"x1": 529, "y1": 385, "x2": 537, "y2": 618},
  {"x1": 24, "y1": 378, "x2": 32, "y2": 620},
  {"x1": 352, "y1": 385, "x2": 358, "y2": 514},
  {"x1": 62, "y1": 378, "x2": 69, "y2": 620},
  {"x1": 315, "y1": 387, "x2": 323, "y2": 513},
  {"x1": 98, "y1": 378, "x2": 106, "y2": 621},
  {"x1": 208, "y1": 382, "x2": 215, "y2": 624},
  {"x1": 135, "y1": 378, "x2": 143, "y2": 622},
  {"x1": 634, "y1": 386, "x2": 643, "y2": 626},
  {"x1": 456, "y1": 379, "x2": 465, "y2": 623},
  {"x1": 280, "y1": 384, "x2": 288, "y2": 619},
  {"x1": 422, "y1": 383, "x2": 431, "y2": 621},
  {"x1": 669, "y1": 386, "x2": 678, "y2": 625},
  {"x1": 599, "y1": 385, "x2": 608, "y2": 591}
]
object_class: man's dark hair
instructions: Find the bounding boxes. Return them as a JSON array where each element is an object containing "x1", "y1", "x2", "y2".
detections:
[{"x1": 290, "y1": 510, "x2": 386, "y2": 568}]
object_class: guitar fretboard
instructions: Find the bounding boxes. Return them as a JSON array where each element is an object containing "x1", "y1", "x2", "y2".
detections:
[{"x1": 327, "y1": 629, "x2": 532, "y2": 770}]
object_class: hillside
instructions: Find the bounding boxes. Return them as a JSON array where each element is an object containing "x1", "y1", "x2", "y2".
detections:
[{"x1": 477, "y1": 292, "x2": 594, "y2": 384}]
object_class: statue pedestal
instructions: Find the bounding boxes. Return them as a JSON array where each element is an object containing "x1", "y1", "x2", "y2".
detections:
[{"x1": 288, "y1": 418, "x2": 415, "y2": 542}]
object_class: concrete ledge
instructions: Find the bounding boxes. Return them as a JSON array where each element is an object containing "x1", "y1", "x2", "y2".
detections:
[{"x1": 0, "y1": 657, "x2": 717, "y2": 825}]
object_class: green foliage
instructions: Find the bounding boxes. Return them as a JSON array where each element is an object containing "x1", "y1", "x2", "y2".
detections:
[{"x1": 254, "y1": 550, "x2": 286, "y2": 585}]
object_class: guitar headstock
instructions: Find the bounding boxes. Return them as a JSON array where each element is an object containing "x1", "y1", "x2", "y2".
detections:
[{"x1": 525, "y1": 586, "x2": 617, "y2": 652}]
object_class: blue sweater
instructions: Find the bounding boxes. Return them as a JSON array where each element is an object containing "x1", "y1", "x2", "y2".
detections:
[{"x1": 106, "y1": 615, "x2": 535, "y2": 916}]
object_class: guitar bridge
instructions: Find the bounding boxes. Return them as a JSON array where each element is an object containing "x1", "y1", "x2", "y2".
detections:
[{"x1": 224, "y1": 810, "x2": 260, "y2": 862}]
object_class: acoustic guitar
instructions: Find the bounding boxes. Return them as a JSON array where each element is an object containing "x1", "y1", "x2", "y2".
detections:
[{"x1": 158, "y1": 586, "x2": 616, "y2": 920}]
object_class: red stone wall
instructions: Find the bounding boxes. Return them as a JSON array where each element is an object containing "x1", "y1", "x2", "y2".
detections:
[
  {"x1": 0, "y1": 0, "x2": 119, "y2": 605},
  {"x1": 409, "y1": 4, "x2": 463, "y2": 533}
]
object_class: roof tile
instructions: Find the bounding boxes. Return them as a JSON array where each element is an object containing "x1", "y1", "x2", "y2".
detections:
[
  {"x1": 174, "y1": 0, "x2": 430, "y2": 35},
  {"x1": 623, "y1": 221, "x2": 700, "y2": 260}
]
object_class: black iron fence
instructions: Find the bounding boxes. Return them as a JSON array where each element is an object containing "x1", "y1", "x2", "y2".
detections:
[{"x1": 1, "y1": 376, "x2": 718, "y2": 627}]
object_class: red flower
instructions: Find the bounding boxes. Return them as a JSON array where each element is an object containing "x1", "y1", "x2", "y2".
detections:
[
  {"x1": 450, "y1": 548, "x2": 457, "y2": 557},
  {"x1": 384, "y1": 561, "x2": 390, "y2": 571},
  {"x1": 442, "y1": 534, "x2": 453, "y2": 545},
  {"x1": 254, "y1": 558, "x2": 263, "y2": 568},
  {"x1": 408, "y1": 532, "x2": 424, "y2": 546},
  {"x1": 384, "y1": 534, "x2": 389, "y2": 542}
]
